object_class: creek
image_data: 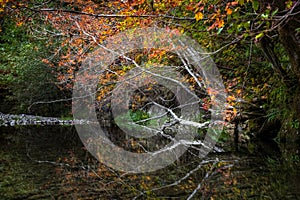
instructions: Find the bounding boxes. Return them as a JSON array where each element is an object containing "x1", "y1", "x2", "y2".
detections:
[{"x1": 0, "y1": 125, "x2": 299, "y2": 199}]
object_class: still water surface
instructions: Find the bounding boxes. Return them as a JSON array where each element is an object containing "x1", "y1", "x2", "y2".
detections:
[{"x1": 1, "y1": 125, "x2": 299, "y2": 199}]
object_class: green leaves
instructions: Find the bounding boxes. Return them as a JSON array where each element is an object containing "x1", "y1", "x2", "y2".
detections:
[
  {"x1": 271, "y1": 9, "x2": 279, "y2": 17},
  {"x1": 0, "y1": 16, "x2": 67, "y2": 115},
  {"x1": 129, "y1": 109, "x2": 150, "y2": 123},
  {"x1": 252, "y1": 0, "x2": 259, "y2": 11}
]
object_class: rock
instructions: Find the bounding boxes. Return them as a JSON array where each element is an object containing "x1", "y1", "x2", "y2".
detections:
[{"x1": 0, "y1": 112, "x2": 88, "y2": 126}]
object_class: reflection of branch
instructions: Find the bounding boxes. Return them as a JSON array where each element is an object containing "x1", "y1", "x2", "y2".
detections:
[
  {"x1": 133, "y1": 158, "x2": 235, "y2": 200},
  {"x1": 187, "y1": 161, "x2": 234, "y2": 199}
]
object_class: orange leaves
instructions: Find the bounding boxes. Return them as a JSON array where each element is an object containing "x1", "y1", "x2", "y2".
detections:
[
  {"x1": 36, "y1": 0, "x2": 245, "y2": 95},
  {"x1": 42, "y1": 58, "x2": 51, "y2": 65},
  {"x1": 117, "y1": 4, "x2": 153, "y2": 30},
  {"x1": 208, "y1": 0, "x2": 240, "y2": 30},
  {"x1": 230, "y1": 1, "x2": 239, "y2": 6},
  {"x1": 226, "y1": 8, "x2": 233, "y2": 15},
  {"x1": 16, "y1": 21, "x2": 24, "y2": 26},
  {"x1": 148, "y1": 49, "x2": 167, "y2": 61},
  {"x1": 188, "y1": 0, "x2": 244, "y2": 31},
  {"x1": 225, "y1": 95, "x2": 238, "y2": 121},
  {"x1": 207, "y1": 87, "x2": 219, "y2": 96},
  {"x1": 224, "y1": 76, "x2": 242, "y2": 122},
  {"x1": 123, "y1": 0, "x2": 146, "y2": 7},
  {"x1": 83, "y1": 6, "x2": 95, "y2": 14},
  {"x1": 202, "y1": 98, "x2": 210, "y2": 111},
  {"x1": 224, "y1": 96, "x2": 240, "y2": 122},
  {"x1": 208, "y1": 17, "x2": 224, "y2": 30},
  {"x1": 41, "y1": 1, "x2": 123, "y2": 92},
  {"x1": 225, "y1": 1, "x2": 239, "y2": 15},
  {"x1": 190, "y1": 2, "x2": 225, "y2": 30}
]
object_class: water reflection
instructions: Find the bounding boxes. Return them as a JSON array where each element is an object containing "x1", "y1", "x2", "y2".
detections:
[
  {"x1": 0, "y1": 126, "x2": 85, "y2": 199},
  {"x1": 0, "y1": 125, "x2": 299, "y2": 199}
]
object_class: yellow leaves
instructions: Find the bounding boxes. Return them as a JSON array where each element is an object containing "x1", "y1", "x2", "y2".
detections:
[
  {"x1": 233, "y1": 107, "x2": 237, "y2": 116},
  {"x1": 255, "y1": 32, "x2": 264, "y2": 40},
  {"x1": 227, "y1": 95, "x2": 236, "y2": 102},
  {"x1": 0, "y1": 0, "x2": 8, "y2": 12},
  {"x1": 195, "y1": 12, "x2": 204, "y2": 21},
  {"x1": 286, "y1": 0, "x2": 294, "y2": 9},
  {"x1": 145, "y1": 176, "x2": 151, "y2": 181},
  {"x1": 0, "y1": 0, "x2": 9, "y2": 5}
]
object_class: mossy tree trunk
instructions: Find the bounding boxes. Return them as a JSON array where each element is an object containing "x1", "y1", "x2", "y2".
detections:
[
  {"x1": 260, "y1": 0, "x2": 300, "y2": 139},
  {"x1": 277, "y1": 3, "x2": 300, "y2": 141},
  {"x1": 258, "y1": 1, "x2": 300, "y2": 158},
  {"x1": 278, "y1": 6, "x2": 300, "y2": 123}
]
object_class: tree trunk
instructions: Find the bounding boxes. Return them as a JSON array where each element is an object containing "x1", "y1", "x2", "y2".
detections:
[
  {"x1": 259, "y1": 1, "x2": 300, "y2": 143},
  {"x1": 276, "y1": 3, "x2": 300, "y2": 159},
  {"x1": 278, "y1": 6, "x2": 300, "y2": 83}
]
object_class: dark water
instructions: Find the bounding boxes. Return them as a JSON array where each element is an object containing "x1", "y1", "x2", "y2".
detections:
[
  {"x1": 1, "y1": 125, "x2": 299, "y2": 199},
  {"x1": 0, "y1": 126, "x2": 86, "y2": 199}
]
